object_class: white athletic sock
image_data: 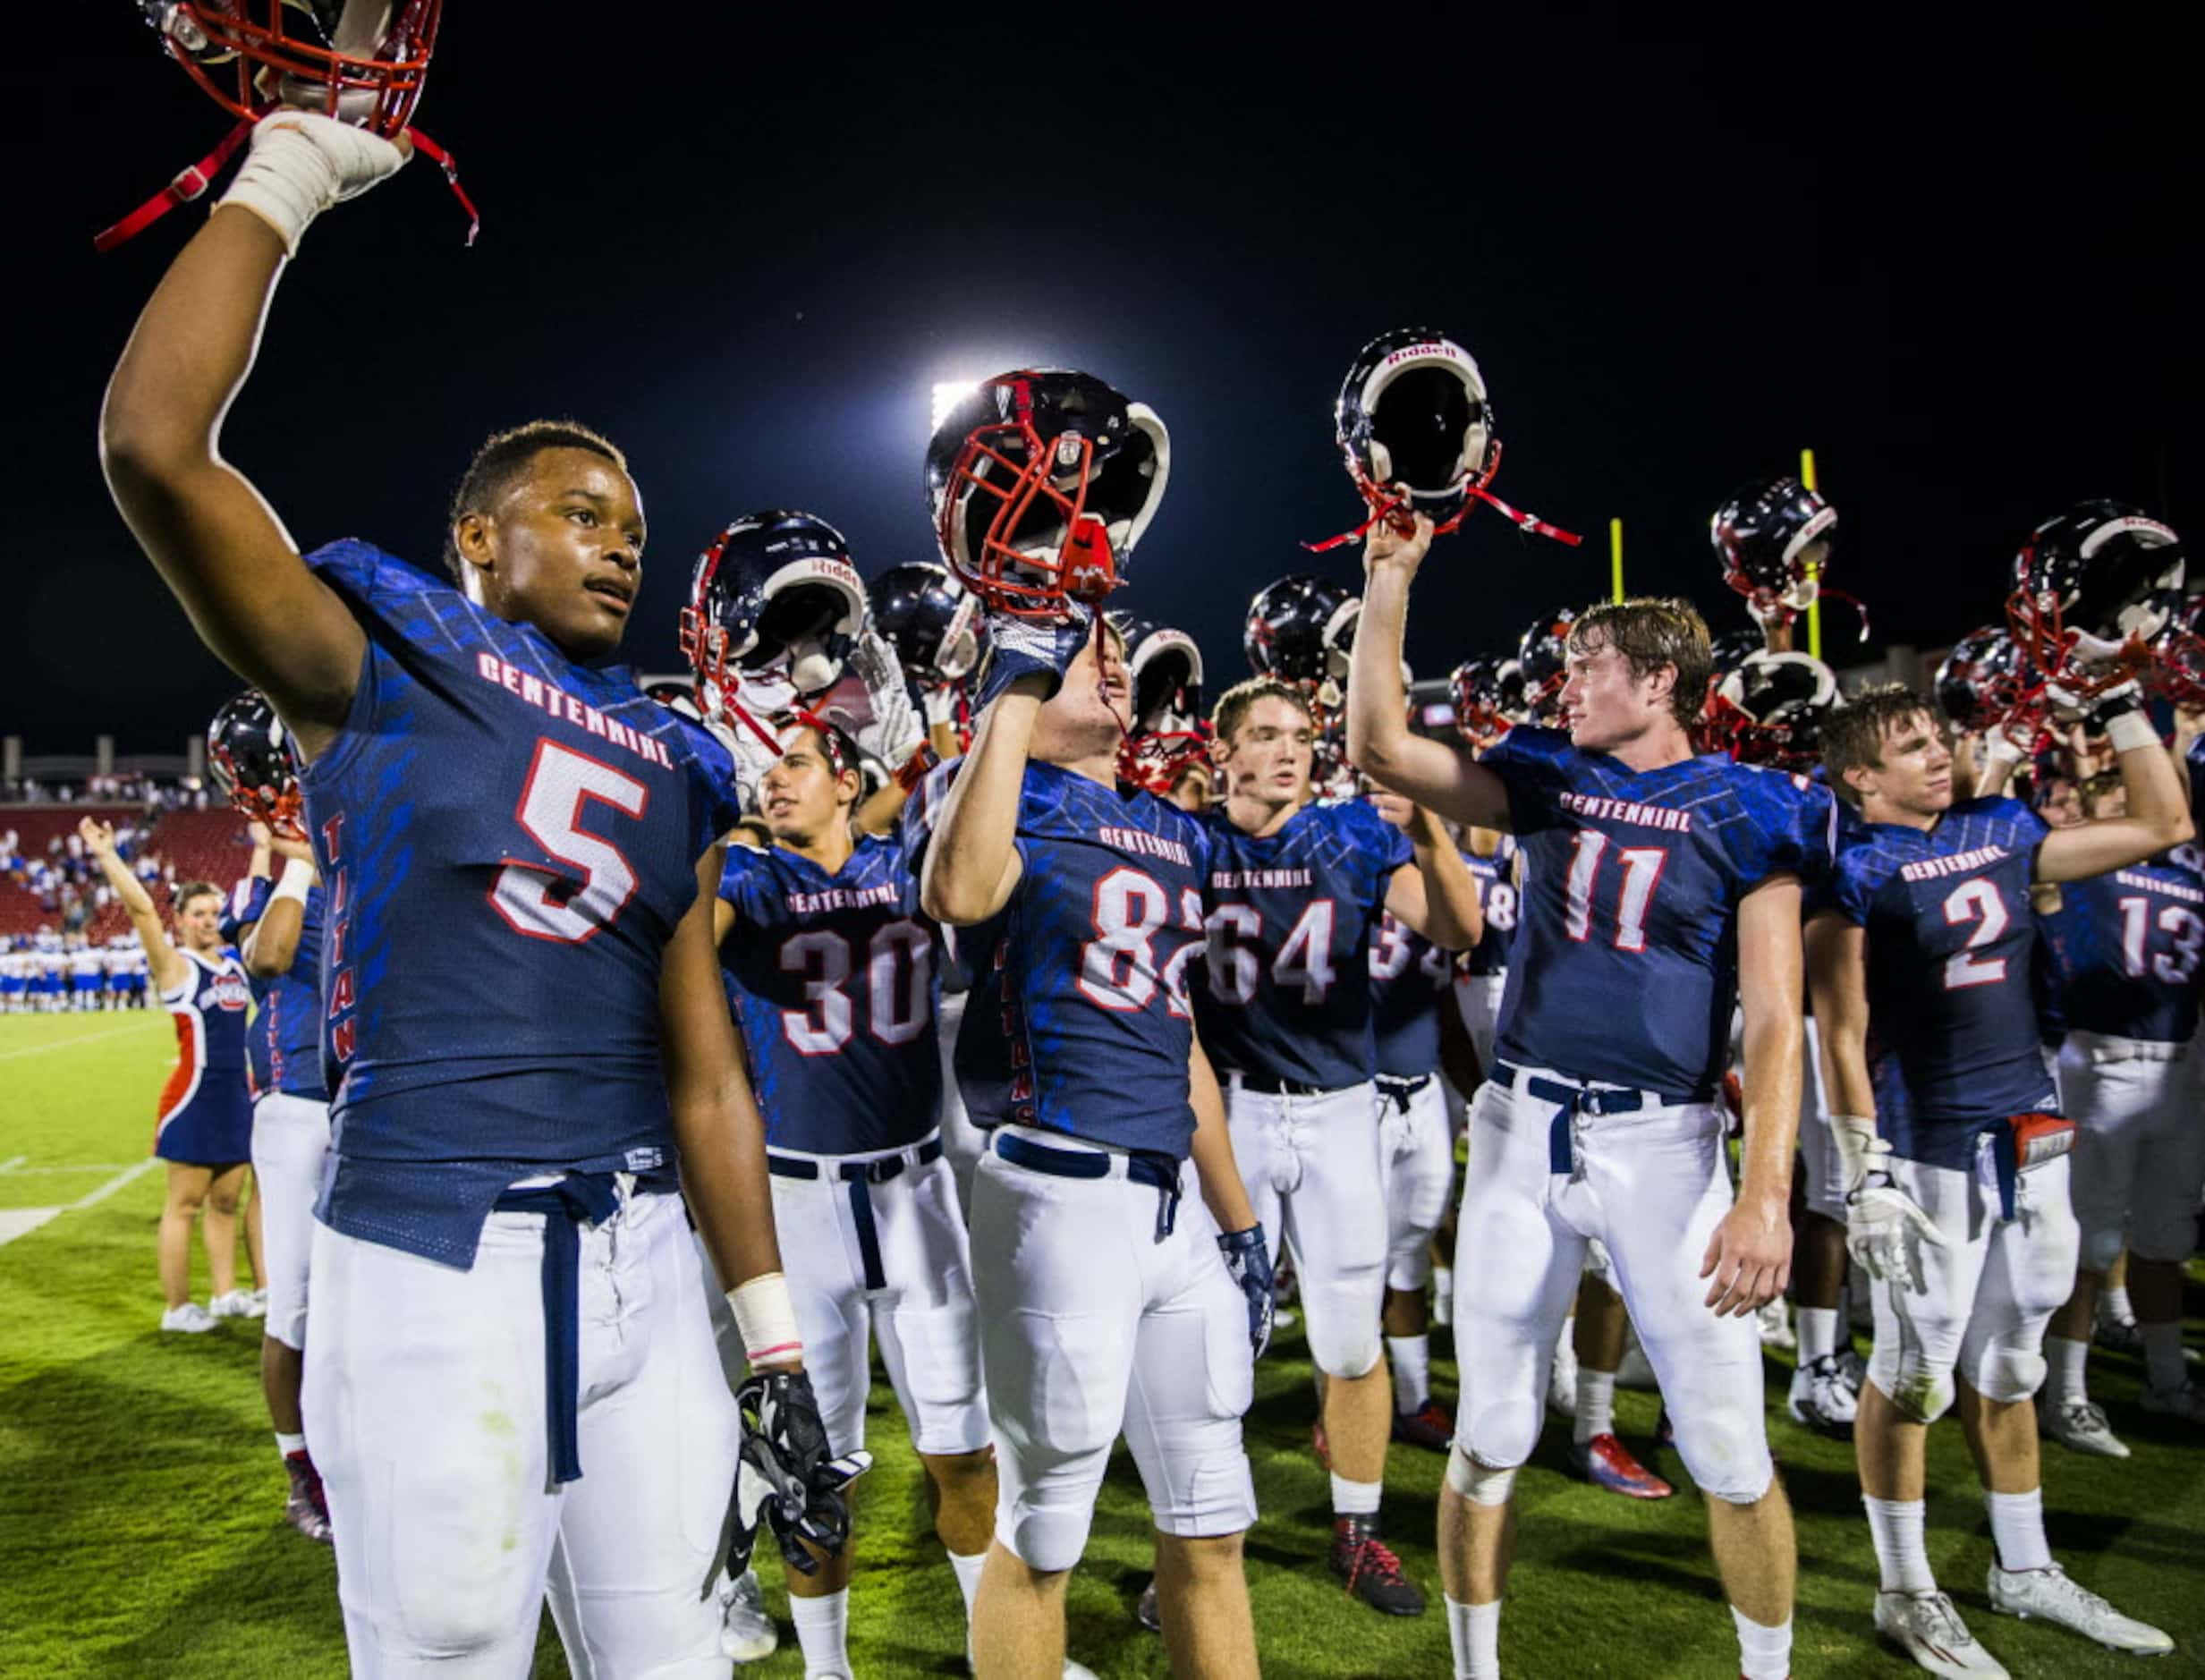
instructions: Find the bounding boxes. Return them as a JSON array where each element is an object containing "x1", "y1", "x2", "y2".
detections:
[
  {"x1": 2045, "y1": 1335, "x2": 2091, "y2": 1404},
  {"x1": 1986, "y1": 1488, "x2": 2053, "y2": 1574},
  {"x1": 1573, "y1": 1370, "x2": 1616, "y2": 1444},
  {"x1": 1330, "y1": 1474, "x2": 1382, "y2": 1517},
  {"x1": 948, "y1": 1548, "x2": 986, "y2": 1624},
  {"x1": 1794, "y1": 1305, "x2": 1840, "y2": 1369},
  {"x1": 275, "y1": 1430, "x2": 306, "y2": 1460},
  {"x1": 1732, "y1": 1607, "x2": 1792, "y2": 1680},
  {"x1": 1445, "y1": 1595, "x2": 1501, "y2": 1679},
  {"x1": 2099, "y1": 1285, "x2": 2133, "y2": 1325},
  {"x1": 1387, "y1": 1334, "x2": 1431, "y2": 1414},
  {"x1": 790, "y1": 1588, "x2": 851, "y2": 1678},
  {"x1": 2140, "y1": 1320, "x2": 2188, "y2": 1394},
  {"x1": 1862, "y1": 1496, "x2": 1935, "y2": 1593},
  {"x1": 1433, "y1": 1265, "x2": 1454, "y2": 1325}
]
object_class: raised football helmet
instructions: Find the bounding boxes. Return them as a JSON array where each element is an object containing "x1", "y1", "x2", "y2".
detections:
[
  {"x1": 1493, "y1": 658, "x2": 1529, "y2": 722},
  {"x1": 867, "y1": 563, "x2": 980, "y2": 687},
  {"x1": 140, "y1": 0, "x2": 442, "y2": 136},
  {"x1": 1245, "y1": 575, "x2": 1360, "y2": 690},
  {"x1": 207, "y1": 689, "x2": 304, "y2": 838},
  {"x1": 1320, "y1": 327, "x2": 1579, "y2": 550},
  {"x1": 1933, "y1": 627, "x2": 2038, "y2": 733},
  {"x1": 1516, "y1": 607, "x2": 1580, "y2": 722},
  {"x1": 926, "y1": 370, "x2": 1169, "y2": 617},
  {"x1": 2007, "y1": 501, "x2": 2186, "y2": 696},
  {"x1": 1707, "y1": 650, "x2": 1840, "y2": 771},
  {"x1": 1709, "y1": 477, "x2": 1836, "y2": 623},
  {"x1": 683, "y1": 512, "x2": 867, "y2": 710}
]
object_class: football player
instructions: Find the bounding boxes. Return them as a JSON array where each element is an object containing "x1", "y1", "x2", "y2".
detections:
[
  {"x1": 99, "y1": 112, "x2": 838, "y2": 1672},
  {"x1": 220, "y1": 799, "x2": 335, "y2": 1542},
  {"x1": 1351, "y1": 521, "x2": 1825, "y2": 1680},
  {"x1": 918, "y1": 370, "x2": 1268, "y2": 1680},
  {"x1": 80, "y1": 819, "x2": 257, "y2": 1334},
  {"x1": 1367, "y1": 853, "x2": 1478, "y2": 1453},
  {"x1": 1199, "y1": 674, "x2": 1481, "y2": 1614},
  {"x1": 715, "y1": 711, "x2": 996, "y2": 1676},
  {"x1": 2035, "y1": 776, "x2": 2205, "y2": 1456},
  {"x1": 1808, "y1": 681, "x2": 2188, "y2": 1673}
]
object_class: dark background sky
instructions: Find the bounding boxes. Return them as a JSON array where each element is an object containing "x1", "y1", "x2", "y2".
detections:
[{"x1": 15, "y1": 13, "x2": 2197, "y2": 751}]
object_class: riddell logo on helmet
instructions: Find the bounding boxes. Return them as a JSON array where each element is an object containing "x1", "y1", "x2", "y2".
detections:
[{"x1": 1385, "y1": 343, "x2": 1459, "y2": 366}]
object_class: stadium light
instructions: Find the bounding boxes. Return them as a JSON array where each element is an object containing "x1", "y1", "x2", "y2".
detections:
[{"x1": 930, "y1": 381, "x2": 980, "y2": 434}]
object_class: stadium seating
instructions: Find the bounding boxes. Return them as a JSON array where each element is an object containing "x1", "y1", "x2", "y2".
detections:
[{"x1": 0, "y1": 803, "x2": 248, "y2": 939}]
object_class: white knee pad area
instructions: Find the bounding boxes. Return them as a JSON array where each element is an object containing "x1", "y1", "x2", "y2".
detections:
[
  {"x1": 1963, "y1": 1343, "x2": 2048, "y2": 1406},
  {"x1": 1867, "y1": 1340, "x2": 1956, "y2": 1423},
  {"x1": 1446, "y1": 1446, "x2": 1516, "y2": 1507}
]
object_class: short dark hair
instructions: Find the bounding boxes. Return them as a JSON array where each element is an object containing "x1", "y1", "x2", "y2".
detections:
[
  {"x1": 1566, "y1": 598, "x2": 1713, "y2": 731},
  {"x1": 1211, "y1": 676, "x2": 1312, "y2": 747},
  {"x1": 1819, "y1": 683, "x2": 1939, "y2": 806},
  {"x1": 174, "y1": 881, "x2": 222, "y2": 917},
  {"x1": 443, "y1": 420, "x2": 628, "y2": 580}
]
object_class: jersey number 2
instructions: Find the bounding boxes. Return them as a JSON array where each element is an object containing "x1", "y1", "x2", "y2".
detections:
[{"x1": 491, "y1": 740, "x2": 648, "y2": 944}]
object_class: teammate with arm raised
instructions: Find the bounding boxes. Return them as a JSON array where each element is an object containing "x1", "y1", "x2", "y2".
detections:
[
  {"x1": 99, "y1": 111, "x2": 830, "y2": 1672},
  {"x1": 1351, "y1": 512, "x2": 1819, "y2": 1680},
  {"x1": 1808, "y1": 683, "x2": 2188, "y2": 1674}
]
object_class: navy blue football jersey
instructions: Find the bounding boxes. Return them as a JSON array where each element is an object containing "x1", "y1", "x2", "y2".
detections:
[
  {"x1": 1827, "y1": 797, "x2": 2059, "y2": 1167},
  {"x1": 1463, "y1": 837, "x2": 1519, "y2": 979},
  {"x1": 1197, "y1": 800, "x2": 1415, "y2": 1090},
  {"x1": 718, "y1": 834, "x2": 942, "y2": 1154},
  {"x1": 1483, "y1": 726, "x2": 1833, "y2": 1098},
  {"x1": 220, "y1": 876, "x2": 330, "y2": 1103},
  {"x1": 300, "y1": 541, "x2": 742, "y2": 1266},
  {"x1": 2037, "y1": 846, "x2": 2205, "y2": 1045},
  {"x1": 1369, "y1": 910, "x2": 1454, "y2": 1079},
  {"x1": 906, "y1": 759, "x2": 1211, "y2": 1158}
]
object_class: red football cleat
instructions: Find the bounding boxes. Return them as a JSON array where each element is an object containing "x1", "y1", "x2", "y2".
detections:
[
  {"x1": 1569, "y1": 1431, "x2": 1673, "y2": 1499},
  {"x1": 1390, "y1": 1399, "x2": 1454, "y2": 1452}
]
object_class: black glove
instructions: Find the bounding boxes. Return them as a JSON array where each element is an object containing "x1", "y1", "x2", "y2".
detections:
[
  {"x1": 972, "y1": 603, "x2": 1094, "y2": 711},
  {"x1": 725, "y1": 1369, "x2": 870, "y2": 1577},
  {"x1": 1216, "y1": 1223, "x2": 1276, "y2": 1359}
]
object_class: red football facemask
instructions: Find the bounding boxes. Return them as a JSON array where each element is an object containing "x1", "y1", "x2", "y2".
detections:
[
  {"x1": 940, "y1": 420, "x2": 1120, "y2": 617},
  {"x1": 149, "y1": 0, "x2": 442, "y2": 139}
]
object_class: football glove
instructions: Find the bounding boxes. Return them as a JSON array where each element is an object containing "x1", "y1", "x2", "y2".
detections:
[
  {"x1": 1216, "y1": 1223, "x2": 1276, "y2": 1359},
  {"x1": 973, "y1": 604, "x2": 1094, "y2": 711},
  {"x1": 725, "y1": 1370, "x2": 870, "y2": 1577},
  {"x1": 1831, "y1": 1115, "x2": 1946, "y2": 1294},
  {"x1": 840, "y1": 627, "x2": 928, "y2": 768}
]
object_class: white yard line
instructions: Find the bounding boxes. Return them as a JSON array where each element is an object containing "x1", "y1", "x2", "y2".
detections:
[
  {"x1": 0, "y1": 1023, "x2": 157, "y2": 1063},
  {"x1": 0, "y1": 1155, "x2": 23, "y2": 1172},
  {"x1": 0, "y1": 1158, "x2": 159, "y2": 1247},
  {"x1": 0, "y1": 1162, "x2": 135, "y2": 1175}
]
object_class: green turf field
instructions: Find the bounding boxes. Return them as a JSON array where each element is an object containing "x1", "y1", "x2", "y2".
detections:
[{"x1": 2, "y1": 1010, "x2": 2200, "y2": 1676}]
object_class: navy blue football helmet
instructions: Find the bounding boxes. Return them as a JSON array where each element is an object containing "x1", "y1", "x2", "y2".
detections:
[
  {"x1": 1710, "y1": 477, "x2": 1836, "y2": 623},
  {"x1": 683, "y1": 512, "x2": 868, "y2": 712},
  {"x1": 868, "y1": 562, "x2": 981, "y2": 687},
  {"x1": 1245, "y1": 575, "x2": 1360, "y2": 687},
  {"x1": 2008, "y1": 501, "x2": 2185, "y2": 697},
  {"x1": 207, "y1": 690, "x2": 304, "y2": 838}
]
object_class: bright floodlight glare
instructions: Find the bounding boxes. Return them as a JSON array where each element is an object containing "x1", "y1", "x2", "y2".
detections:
[{"x1": 930, "y1": 381, "x2": 981, "y2": 434}]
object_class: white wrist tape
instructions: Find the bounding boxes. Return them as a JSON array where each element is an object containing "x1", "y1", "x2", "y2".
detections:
[
  {"x1": 2104, "y1": 709, "x2": 2160, "y2": 755},
  {"x1": 922, "y1": 687, "x2": 962, "y2": 729},
  {"x1": 270, "y1": 857, "x2": 316, "y2": 907},
  {"x1": 1829, "y1": 1113, "x2": 1887, "y2": 1191},
  {"x1": 218, "y1": 111, "x2": 407, "y2": 255},
  {"x1": 727, "y1": 1271, "x2": 803, "y2": 1369}
]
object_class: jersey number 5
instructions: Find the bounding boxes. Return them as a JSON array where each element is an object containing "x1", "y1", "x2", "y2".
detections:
[{"x1": 491, "y1": 740, "x2": 648, "y2": 944}]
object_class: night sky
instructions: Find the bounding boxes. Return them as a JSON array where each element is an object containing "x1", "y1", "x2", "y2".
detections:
[{"x1": 18, "y1": 13, "x2": 2197, "y2": 752}]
